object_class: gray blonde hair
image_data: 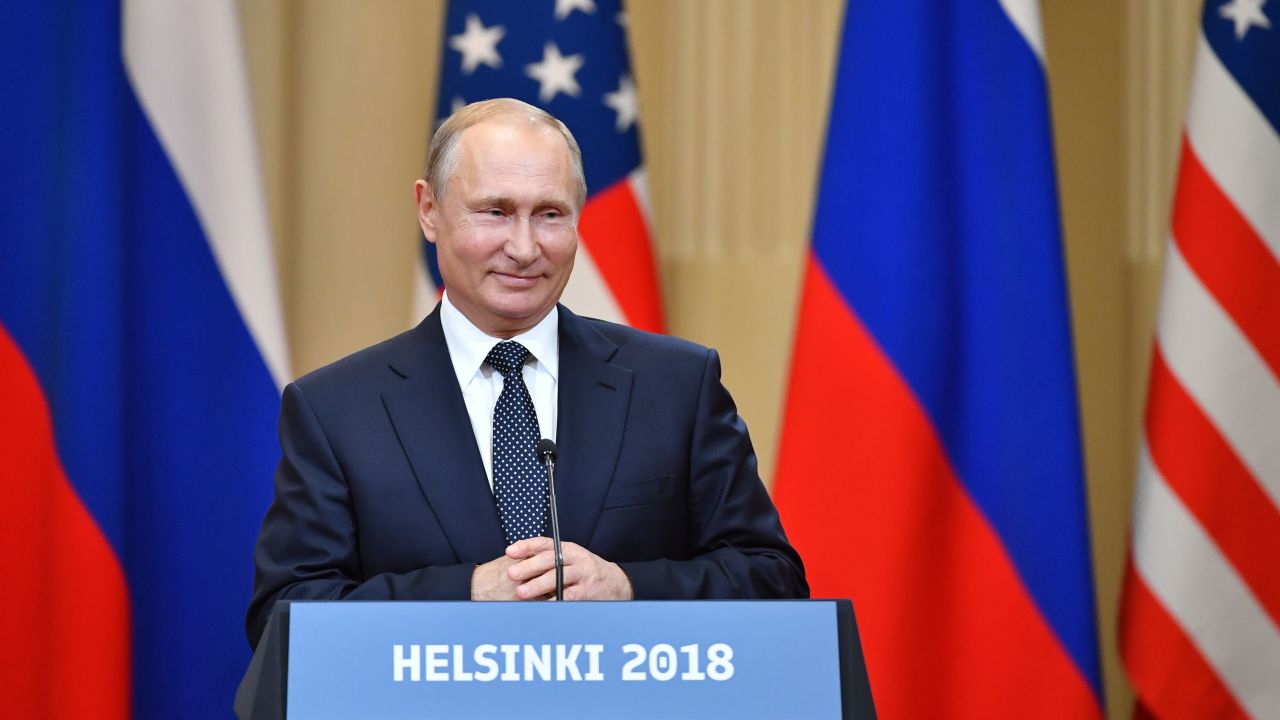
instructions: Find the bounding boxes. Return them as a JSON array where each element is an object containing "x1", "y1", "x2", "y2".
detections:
[{"x1": 424, "y1": 98, "x2": 587, "y2": 211}]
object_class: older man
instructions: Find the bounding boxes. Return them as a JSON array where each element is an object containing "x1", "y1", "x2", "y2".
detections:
[{"x1": 246, "y1": 98, "x2": 806, "y2": 649}]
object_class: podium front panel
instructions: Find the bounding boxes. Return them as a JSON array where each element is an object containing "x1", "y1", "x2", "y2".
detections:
[{"x1": 286, "y1": 600, "x2": 848, "y2": 719}]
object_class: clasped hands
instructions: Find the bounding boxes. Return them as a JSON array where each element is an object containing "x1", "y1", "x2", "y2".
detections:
[{"x1": 471, "y1": 537, "x2": 633, "y2": 601}]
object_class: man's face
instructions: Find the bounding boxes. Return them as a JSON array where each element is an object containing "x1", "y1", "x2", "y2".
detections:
[{"x1": 416, "y1": 120, "x2": 579, "y2": 338}]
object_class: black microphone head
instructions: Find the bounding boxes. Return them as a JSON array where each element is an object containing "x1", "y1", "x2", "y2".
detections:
[{"x1": 536, "y1": 438, "x2": 557, "y2": 461}]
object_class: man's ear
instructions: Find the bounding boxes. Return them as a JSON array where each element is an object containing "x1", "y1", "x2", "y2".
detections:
[{"x1": 414, "y1": 179, "x2": 438, "y2": 244}]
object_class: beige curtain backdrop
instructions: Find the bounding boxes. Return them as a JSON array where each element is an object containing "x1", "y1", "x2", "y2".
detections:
[{"x1": 237, "y1": 1, "x2": 1203, "y2": 716}]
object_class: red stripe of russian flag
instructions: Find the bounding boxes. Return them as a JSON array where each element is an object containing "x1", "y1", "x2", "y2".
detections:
[
  {"x1": 774, "y1": 258, "x2": 1100, "y2": 717},
  {"x1": 0, "y1": 325, "x2": 130, "y2": 718}
]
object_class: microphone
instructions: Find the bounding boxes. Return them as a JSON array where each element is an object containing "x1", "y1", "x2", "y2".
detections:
[{"x1": 536, "y1": 438, "x2": 564, "y2": 601}]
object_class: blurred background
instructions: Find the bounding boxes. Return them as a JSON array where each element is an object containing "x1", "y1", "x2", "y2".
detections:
[
  {"x1": 5, "y1": 0, "x2": 1241, "y2": 717},
  {"x1": 236, "y1": 2, "x2": 1200, "y2": 715}
]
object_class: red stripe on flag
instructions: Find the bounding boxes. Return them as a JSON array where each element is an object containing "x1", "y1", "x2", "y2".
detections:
[
  {"x1": 0, "y1": 325, "x2": 131, "y2": 719},
  {"x1": 1119, "y1": 558, "x2": 1246, "y2": 719},
  {"x1": 577, "y1": 178, "x2": 664, "y2": 333},
  {"x1": 1146, "y1": 346, "x2": 1280, "y2": 628},
  {"x1": 1173, "y1": 136, "x2": 1280, "y2": 378},
  {"x1": 774, "y1": 257, "x2": 1100, "y2": 718}
]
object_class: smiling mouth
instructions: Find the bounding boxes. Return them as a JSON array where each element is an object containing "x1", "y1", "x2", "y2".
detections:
[{"x1": 492, "y1": 272, "x2": 541, "y2": 286}]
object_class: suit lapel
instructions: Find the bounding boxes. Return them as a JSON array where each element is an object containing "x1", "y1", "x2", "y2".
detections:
[
  {"x1": 382, "y1": 309, "x2": 505, "y2": 562},
  {"x1": 555, "y1": 306, "x2": 633, "y2": 545}
]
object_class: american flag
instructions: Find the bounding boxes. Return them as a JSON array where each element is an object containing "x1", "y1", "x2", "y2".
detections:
[
  {"x1": 1119, "y1": 1, "x2": 1280, "y2": 716},
  {"x1": 414, "y1": 0, "x2": 663, "y2": 333}
]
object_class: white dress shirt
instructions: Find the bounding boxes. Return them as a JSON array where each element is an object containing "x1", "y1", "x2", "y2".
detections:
[{"x1": 438, "y1": 291, "x2": 559, "y2": 492}]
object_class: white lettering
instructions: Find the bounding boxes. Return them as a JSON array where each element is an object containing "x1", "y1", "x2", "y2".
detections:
[
  {"x1": 680, "y1": 644, "x2": 706, "y2": 681},
  {"x1": 473, "y1": 644, "x2": 499, "y2": 681},
  {"x1": 424, "y1": 644, "x2": 448, "y2": 681},
  {"x1": 649, "y1": 643, "x2": 676, "y2": 681},
  {"x1": 621, "y1": 643, "x2": 646, "y2": 681},
  {"x1": 555, "y1": 644, "x2": 582, "y2": 681},
  {"x1": 499, "y1": 644, "x2": 521, "y2": 681},
  {"x1": 398, "y1": 641, "x2": 736, "y2": 683},
  {"x1": 523, "y1": 644, "x2": 551, "y2": 681},
  {"x1": 393, "y1": 644, "x2": 420, "y2": 682},
  {"x1": 450, "y1": 644, "x2": 473, "y2": 681},
  {"x1": 583, "y1": 644, "x2": 605, "y2": 681},
  {"x1": 707, "y1": 643, "x2": 735, "y2": 681}
]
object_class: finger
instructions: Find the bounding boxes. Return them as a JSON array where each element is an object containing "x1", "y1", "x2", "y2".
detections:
[
  {"x1": 559, "y1": 574, "x2": 599, "y2": 601},
  {"x1": 527, "y1": 545, "x2": 589, "y2": 581},
  {"x1": 555, "y1": 540, "x2": 585, "y2": 561},
  {"x1": 517, "y1": 559, "x2": 587, "y2": 600},
  {"x1": 546, "y1": 563, "x2": 585, "y2": 595},
  {"x1": 538, "y1": 562, "x2": 591, "y2": 600},
  {"x1": 506, "y1": 536, "x2": 553, "y2": 560},
  {"x1": 516, "y1": 568, "x2": 559, "y2": 600},
  {"x1": 507, "y1": 549, "x2": 557, "y2": 582}
]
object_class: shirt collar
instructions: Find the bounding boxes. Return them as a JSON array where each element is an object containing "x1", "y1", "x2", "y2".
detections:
[{"x1": 439, "y1": 291, "x2": 560, "y2": 388}]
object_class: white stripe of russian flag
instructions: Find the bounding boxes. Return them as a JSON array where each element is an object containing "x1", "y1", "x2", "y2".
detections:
[
  {"x1": 997, "y1": 0, "x2": 1046, "y2": 61},
  {"x1": 122, "y1": 0, "x2": 290, "y2": 389}
]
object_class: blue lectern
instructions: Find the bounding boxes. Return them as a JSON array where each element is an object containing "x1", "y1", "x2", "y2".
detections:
[{"x1": 236, "y1": 599, "x2": 875, "y2": 719}]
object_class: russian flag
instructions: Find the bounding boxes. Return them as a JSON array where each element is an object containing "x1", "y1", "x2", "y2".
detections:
[
  {"x1": 773, "y1": 1, "x2": 1104, "y2": 716},
  {"x1": 0, "y1": 2, "x2": 287, "y2": 717}
]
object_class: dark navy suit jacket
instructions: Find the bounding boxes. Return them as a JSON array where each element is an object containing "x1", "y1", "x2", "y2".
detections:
[{"x1": 246, "y1": 305, "x2": 807, "y2": 649}]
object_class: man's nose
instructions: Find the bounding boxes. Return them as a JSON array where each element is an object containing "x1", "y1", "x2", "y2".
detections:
[{"x1": 505, "y1": 216, "x2": 540, "y2": 265}]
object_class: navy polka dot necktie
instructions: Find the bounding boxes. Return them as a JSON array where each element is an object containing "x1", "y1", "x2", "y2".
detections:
[{"x1": 485, "y1": 340, "x2": 548, "y2": 545}]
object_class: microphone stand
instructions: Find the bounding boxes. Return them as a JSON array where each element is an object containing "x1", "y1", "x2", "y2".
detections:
[{"x1": 538, "y1": 439, "x2": 564, "y2": 601}]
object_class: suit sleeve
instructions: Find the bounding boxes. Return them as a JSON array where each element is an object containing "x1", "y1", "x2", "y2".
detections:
[
  {"x1": 617, "y1": 349, "x2": 809, "y2": 600},
  {"x1": 244, "y1": 382, "x2": 475, "y2": 650}
]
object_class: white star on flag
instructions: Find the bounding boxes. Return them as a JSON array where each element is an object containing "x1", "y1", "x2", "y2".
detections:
[
  {"x1": 525, "y1": 43, "x2": 584, "y2": 102},
  {"x1": 449, "y1": 14, "x2": 505, "y2": 74},
  {"x1": 603, "y1": 74, "x2": 638, "y2": 131},
  {"x1": 555, "y1": 0, "x2": 597, "y2": 20},
  {"x1": 1220, "y1": 0, "x2": 1271, "y2": 39}
]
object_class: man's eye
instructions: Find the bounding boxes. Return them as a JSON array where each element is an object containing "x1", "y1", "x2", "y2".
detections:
[
  {"x1": 484, "y1": 209, "x2": 504, "y2": 217},
  {"x1": 543, "y1": 211, "x2": 561, "y2": 220}
]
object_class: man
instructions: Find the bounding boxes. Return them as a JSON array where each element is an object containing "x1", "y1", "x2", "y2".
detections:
[{"x1": 246, "y1": 98, "x2": 806, "y2": 649}]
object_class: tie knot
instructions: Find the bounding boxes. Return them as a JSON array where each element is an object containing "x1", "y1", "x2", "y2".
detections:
[{"x1": 485, "y1": 340, "x2": 531, "y2": 377}]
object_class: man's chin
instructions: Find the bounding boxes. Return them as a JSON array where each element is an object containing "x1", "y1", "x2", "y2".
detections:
[{"x1": 484, "y1": 296, "x2": 556, "y2": 325}]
